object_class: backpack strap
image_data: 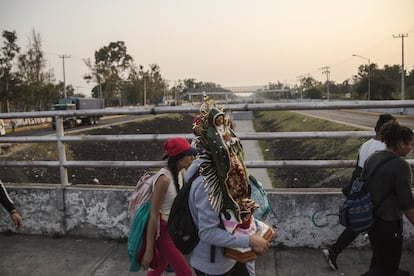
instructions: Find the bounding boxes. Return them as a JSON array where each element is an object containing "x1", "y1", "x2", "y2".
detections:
[
  {"x1": 342, "y1": 154, "x2": 362, "y2": 196},
  {"x1": 184, "y1": 169, "x2": 226, "y2": 263},
  {"x1": 210, "y1": 245, "x2": 216, "y2": 263},
  {"x1": 185, "y1": 169, "x2": 223, "y2": 263},
  {"x1": 184, "y1": 170, "x2": 220, "y2": 261}
]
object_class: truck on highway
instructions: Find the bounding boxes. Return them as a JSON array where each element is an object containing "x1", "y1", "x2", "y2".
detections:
[{"x1": 50, "y1": 97, "x2": 105, "y2": 129}]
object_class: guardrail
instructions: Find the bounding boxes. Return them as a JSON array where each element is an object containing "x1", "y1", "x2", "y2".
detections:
[{"x1": 1, "y1": 100, "x2": 413, "y2": 187}]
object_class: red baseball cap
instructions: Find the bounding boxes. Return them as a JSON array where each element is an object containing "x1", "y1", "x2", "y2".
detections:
[{"x1": 164, "y1": 137, "x2": 197, "y2": 158}]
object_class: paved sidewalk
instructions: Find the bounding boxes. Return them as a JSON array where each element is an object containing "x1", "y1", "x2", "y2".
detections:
[
  {"x1": 1, "y1": 234, "x2": 413, "y2": 275},
  {"x1": 233, "y1": 119, "x2": 272, "y2": 189}
]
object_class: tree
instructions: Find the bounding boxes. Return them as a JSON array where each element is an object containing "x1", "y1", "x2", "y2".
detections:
[
  {"x1": 122, "y1": 66, "x2": 141, "y2": 105},
  {"x1": 320, "y1": 81, "x2": 344, "y2": 99},
  {"x1": 84, "y1": 41, "x2": 133, "y2": 106},
  {"x1": 0, "y1": 30, "x2": 20, "y2": 112},
  {"x1": 307, "y1": 87, "x2": 323, "y2": 99},
  {"x1": 144, "y1": 64, "x2": 168, "y2": 105},
  {"x1": 16, "y1": 29, "x2": 55, "y2": 111},
  {"x1": 299, "y1": 76, "x2": 322, "y2": 99},
  {"x1": 354, "y1": 64, "x2": 371, "y2": 99},
  {"x1": 406, "y1": 69, "x2": 414, "y2": 99},
  {"x1": 353, "y1": 63, "x2": 401, "y2": 100}
]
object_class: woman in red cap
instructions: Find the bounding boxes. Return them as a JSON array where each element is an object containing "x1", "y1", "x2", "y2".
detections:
[{"x1": 140, "y1": 137, "x2": 196, "y2": 275}]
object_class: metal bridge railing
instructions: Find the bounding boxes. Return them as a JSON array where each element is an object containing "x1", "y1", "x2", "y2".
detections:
[{"x1": 0, "y1": 100, "x2": 413, "y2": 187}]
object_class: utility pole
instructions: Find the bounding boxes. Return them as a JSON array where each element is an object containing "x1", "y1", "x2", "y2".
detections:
[
  {"x1": 59, "y1": 54, "x2": 71, "y2": 98},
  {"x1": 143, "y1": 77, "x2": 147, "y2": 106},
  {"x1": 296, "y1": 75, "x2": 303, "y2": 100},
  {"x1": 393, "y1": 33, "x2": 408, "y2": 100},
  {"x1": 320, "y1": 66, "x2": 330, "y2": 100}
]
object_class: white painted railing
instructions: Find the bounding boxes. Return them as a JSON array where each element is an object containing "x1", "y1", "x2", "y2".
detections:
[{"x1": 1, "y1": 100, "x2": 413, "y2": 187}]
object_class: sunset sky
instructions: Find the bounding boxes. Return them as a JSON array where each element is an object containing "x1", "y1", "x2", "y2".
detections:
[{"x1": 1, "y1": 0, "x2": 413, "y2": 96}]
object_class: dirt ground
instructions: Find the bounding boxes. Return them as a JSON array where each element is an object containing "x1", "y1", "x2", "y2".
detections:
[{"x1": 0, "y1": 114, "x2": 196, "y2": 186}]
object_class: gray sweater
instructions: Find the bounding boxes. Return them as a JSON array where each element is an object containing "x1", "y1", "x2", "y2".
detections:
[{"x1": 185, "y1": 159, "x2": 250, "y2": 274}]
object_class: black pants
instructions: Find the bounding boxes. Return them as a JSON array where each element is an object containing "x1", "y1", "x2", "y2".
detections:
[
  {"x1": 194, "y1": 262, "x2": 249, "y2": 276},
  {"x1": 331, "y1": 227, "x2": 360, "y2": 255},
  {"x1": 361, "y1": 218, "x2": 406, "y2": 276}
]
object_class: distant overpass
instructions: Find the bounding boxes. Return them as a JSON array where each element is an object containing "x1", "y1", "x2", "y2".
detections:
[{"x1": 187, "y1": 85, "x2": 291, "y2": 101}]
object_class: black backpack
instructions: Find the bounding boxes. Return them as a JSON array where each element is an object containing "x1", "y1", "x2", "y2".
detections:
[{"x1": 167, "y1": 171, "x2": 200, "y2": 254}]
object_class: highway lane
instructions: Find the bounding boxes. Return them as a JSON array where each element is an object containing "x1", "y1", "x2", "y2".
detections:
[
  {"x1": 294, "y1": 110, "x2": 414, "y2": 130},
  {"x1": 5, "y1": 110, "x2": 413, "y2": 137},
  {"x1": 5, "y1": 115, "x2": 150, "y2": 137}
]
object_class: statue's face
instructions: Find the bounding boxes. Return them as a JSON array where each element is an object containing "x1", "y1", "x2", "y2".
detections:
[{"x1": 215, "y1": 115, "x2": 224, "y2": 126}]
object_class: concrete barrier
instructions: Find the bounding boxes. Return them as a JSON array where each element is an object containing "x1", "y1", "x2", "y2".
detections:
[{"x1": 1, "y1": 184, "x2": 413, "y2": 249}]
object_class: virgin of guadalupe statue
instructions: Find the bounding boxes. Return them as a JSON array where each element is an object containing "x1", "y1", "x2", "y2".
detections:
[{"x1": 196, "y1": 98, "x2": 258, "y2": 232}]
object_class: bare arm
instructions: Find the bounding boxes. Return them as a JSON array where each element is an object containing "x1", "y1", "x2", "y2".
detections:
[{"x1": 141, "y1": 174, "x2": 169, "y2": 269}]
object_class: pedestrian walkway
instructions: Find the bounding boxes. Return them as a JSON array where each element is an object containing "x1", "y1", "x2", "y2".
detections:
[
  {"x1": 1, "y1": 234, "x2": 413, "y2": 275},
  {"x1": 233, "y1": 118, "x2": 272, "y2": 189}
]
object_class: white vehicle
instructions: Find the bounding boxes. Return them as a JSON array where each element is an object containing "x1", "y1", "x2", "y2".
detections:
[{"x1": 0, "y1": 119, "x2": 5, "y2": 135}]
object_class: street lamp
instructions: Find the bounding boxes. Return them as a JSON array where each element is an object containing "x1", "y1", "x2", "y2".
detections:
[{"x1": 352, "y1": 54, "x2": 371, "y2": 100}]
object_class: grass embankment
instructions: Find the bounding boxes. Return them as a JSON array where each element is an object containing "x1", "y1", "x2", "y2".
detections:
[{"x1": 253, "y1": 111, "x2": 366, "y2": 188}]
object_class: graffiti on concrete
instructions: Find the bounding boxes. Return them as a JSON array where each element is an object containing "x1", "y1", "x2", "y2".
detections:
[{"x1": 311, "y1": 210, "x2": 338, "y2": 228}]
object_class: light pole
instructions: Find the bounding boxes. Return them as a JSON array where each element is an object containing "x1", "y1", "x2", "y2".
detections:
[{"x1": 352, "y1": 54, "x2": 371, "y2": 100}]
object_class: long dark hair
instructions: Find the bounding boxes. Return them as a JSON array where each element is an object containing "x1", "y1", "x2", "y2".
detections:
[{"x1": 167, "y1": 152, "x2": 187, "y2": 193}]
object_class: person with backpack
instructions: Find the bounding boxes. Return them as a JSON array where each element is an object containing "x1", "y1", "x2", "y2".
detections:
[
  {"x1": 322, "y1": 114, "x2": 396, "y2": 270},
  {"x1": 182, "y1": 99, "x2": 269, "y2": 276},
  {"x1": 361, "y1": 122, "x2": 414, "y2": 276},
  {"x1": 184, "y1": 158, "x2": 269, "y2": 276},
  {"x1": 1, "y1": 180, "x2": 23, "y2": 230},
  {"x1": 139, "y1": 137, "x2": 196, "y2": 275}
]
